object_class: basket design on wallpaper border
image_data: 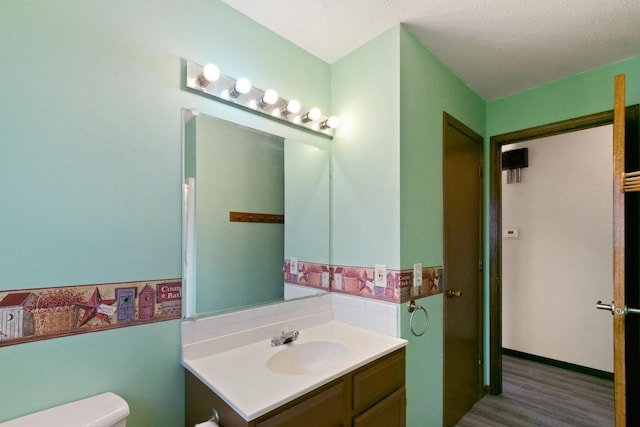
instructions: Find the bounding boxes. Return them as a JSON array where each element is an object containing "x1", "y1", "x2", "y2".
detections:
[
  {"x1": 342, "y1": 276, "x2": 362, "y2": 293},
  {"x1": 32, "y1": 305, "x2": 78, "y2": 335},
  {"x1": 284, "y1": 260, "x2": 331, "y2": 289},
  {"x1": 29, "y1": 289, "x2": 83, "y2": 335},
  {"x1": 306, "y1": 272, "x2": 323, "y2": 287}
]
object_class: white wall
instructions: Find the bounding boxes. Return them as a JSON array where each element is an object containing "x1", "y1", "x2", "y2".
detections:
[{"x1": 502, "y1": 125, "x2": 613, "y2": 372}]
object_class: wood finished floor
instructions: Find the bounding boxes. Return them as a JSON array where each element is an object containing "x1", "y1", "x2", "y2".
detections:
[{"x1": 456, "y1": 355, "x2": 614, "y2": 427}]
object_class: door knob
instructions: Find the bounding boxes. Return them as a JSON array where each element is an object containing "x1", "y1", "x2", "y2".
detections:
[
  {"x1": 446, "y1": 289, "x2": 462, "y2": 298},
  {"x1": 596, "y1": 300, "x2": 614, "y2": 314},
  {"x1": 596, "y1": 300, "x2": 640, "y2": 316}
]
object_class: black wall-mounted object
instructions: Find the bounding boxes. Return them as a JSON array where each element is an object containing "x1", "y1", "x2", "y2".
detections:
[{"x1": 502, "y1": 148, "x2": 528, "y2": 170}]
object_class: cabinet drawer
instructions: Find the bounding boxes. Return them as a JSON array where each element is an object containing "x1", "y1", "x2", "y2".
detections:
[
  {"x1": 353, "y1": 387, "x2": 406, "y2": 427},
  {"x1": 255, "y1": 379, "x2": 349, "y2": 427},
  {"x1": 353, "y1": 349, "x2": 405, "y2": 415}
]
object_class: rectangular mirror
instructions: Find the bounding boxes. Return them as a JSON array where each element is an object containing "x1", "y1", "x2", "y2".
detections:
[{"x1": 182, "y1": 110, "x2": 330, "y2": 317}]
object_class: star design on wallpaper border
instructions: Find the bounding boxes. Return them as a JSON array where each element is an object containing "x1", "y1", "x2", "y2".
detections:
[{"x1": 75, "y1": 287, "x2": 116, "y2": 327}]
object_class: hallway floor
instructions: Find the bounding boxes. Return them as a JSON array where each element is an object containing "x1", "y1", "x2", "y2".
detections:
[{"x1": 456, "y1": 355, "x2": 614, "y2": 427}]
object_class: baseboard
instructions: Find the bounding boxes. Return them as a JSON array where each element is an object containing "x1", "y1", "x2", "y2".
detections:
[{"x1": 502, "y1": 348, "x2": 614, "y2": 381}]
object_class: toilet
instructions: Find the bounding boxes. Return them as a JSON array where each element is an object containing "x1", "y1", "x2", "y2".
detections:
[{"x1": 0, "y1": 392, "x2": 129, "y2": 427}]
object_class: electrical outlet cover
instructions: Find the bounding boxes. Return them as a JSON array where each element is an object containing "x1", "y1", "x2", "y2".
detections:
[
  {"x1": 290, "y1": 257, "x2": 298, "y2": 274},
  {"x1": 334, "y1": 274, "x2": 343, "y2": 290},
  {"x1": 374, "y1": 264, "x2": 386, "y2": 288},
  {"x1": 413, "y1": 263, "x2": 423, "y2": 288},
  {"x1": 321, "y1": 271, "x2": 330, "y2": 287}
]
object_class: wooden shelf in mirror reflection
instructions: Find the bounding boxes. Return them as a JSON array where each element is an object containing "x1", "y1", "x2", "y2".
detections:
[{"x1": 229, "y1": 211, "x2": 285, "y2": 224}]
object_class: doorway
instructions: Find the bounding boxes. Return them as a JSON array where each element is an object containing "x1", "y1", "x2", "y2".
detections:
[
  {"x1": 443, "y1": 112, "x2": 484, "y2": 427},
  {"x1": 501, "y1": 125, "x2": 613, "y2": 372},
  {"x1": 488, "y1": 107, "x2": 640, "y2": 425}
]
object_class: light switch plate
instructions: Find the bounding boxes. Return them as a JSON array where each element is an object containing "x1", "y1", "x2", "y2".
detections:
[
  {"x1": 413, "y1": 263, "x2": 423, "y2": 288},
  {"x1": 374, "y1": 264, "x2": 386, "y2": 288},
  {"x1": 290, "y1": 257, "x2": 298, "y2": 274},
  {"x1": 504, "y1": 228, "x2": 520, "y2": 239}
]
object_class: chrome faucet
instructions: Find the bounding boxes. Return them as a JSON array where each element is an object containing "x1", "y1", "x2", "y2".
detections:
[{"x1": 271, "y1": 329, "x2": 299, "y2": 346}]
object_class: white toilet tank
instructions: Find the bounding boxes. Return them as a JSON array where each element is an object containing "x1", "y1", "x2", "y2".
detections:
[{"x1": 0, "y1": 392, "x2": 129, "y2": 427}]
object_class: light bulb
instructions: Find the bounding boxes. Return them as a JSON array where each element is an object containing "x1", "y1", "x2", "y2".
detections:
[
  {"x1": 302, "y1": 107, "x2": 321, "y2": 123},
  {"x1": 198, "y1": 64, "x2": 220, "y2": 86},
  {"x1": 256, "y1": 89, "x2": 278, "y2": 108},
  {"x1": 320, "y1": 116, "x2": 340, "y2": 130},
  {"x1": 229, "y1": 77, "x2": 252, "y2": 98},
  {"x1": 280, "y1": 99, "x2": 301, "y2": 116}
]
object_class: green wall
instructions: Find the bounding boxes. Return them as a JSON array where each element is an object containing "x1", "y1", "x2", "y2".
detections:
[
  {"x1": 400, "y1": 295, "x2": 444, "y2": 427},
  {"x1": 330, "y1": 26, "x2": 401, "y2": 268},
  {"x1": 487, "y1": 56, "x2": 640, "y2": 136},
  {"x1": 0, "y1": 1, "x2": 329, "y2": 424},
  {"x1": 398, "y1": 26, "x2": 485, "y2": 427},
  {"x1": 399, "y1": 26, "x2": 485, "y2": 269},
  {"x1": 331, "y1": 25, "x2": 485, "y2": 426}
]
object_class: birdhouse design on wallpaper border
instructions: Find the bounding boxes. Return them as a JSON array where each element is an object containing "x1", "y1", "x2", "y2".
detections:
[
  {"x1": 0, "y1": 292, "x2": 37, "y2": 340},
  {"x1": 0, "y1": 278, "x2": 181, "y2": 346},
  {"x1": 116, "y1": 287, "x2": 137, "y2": 323},
  {"x1": 138, "y1": 285, "x2": 155, "y2": 320}
]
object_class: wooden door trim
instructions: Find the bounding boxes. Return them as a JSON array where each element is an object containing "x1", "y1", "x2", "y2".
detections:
[
  {"x1": 490, "y1": 111, "x2": 614, "y2": 146},
  {"x1": 613, "y1": 75, "x2": 627, "y2": 426},
  {"x1": 445, "y1": 112, "x2": 485, "y2": 143},
  {"x1": 488, "y1": 106, "x2": 639, "y2": 395},
  {"x1": 443, "y1": 111, "x2": 485, "y2": 403}
]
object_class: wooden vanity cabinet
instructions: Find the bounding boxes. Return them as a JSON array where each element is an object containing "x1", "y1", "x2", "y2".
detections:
[
  {"x1": 353, "y1": 387, "x2": 406, "y2": 427},
  {"x1": 352, "y1": 349, "x2": 406, "y2": 427},
  {"x1": 185, "y1": 348, "x2": 406, "y2": 427},
  {"x1": 254, "y1": 378, "x2": 351, "y2": 427}
]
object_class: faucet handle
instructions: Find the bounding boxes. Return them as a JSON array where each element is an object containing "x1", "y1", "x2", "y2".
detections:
[
  {"x1": 283, "y1": 329, "x2": 299, "y2": 344},
  {"x1": 270, "y1": 327, "x2": 300, "y2": 346}
]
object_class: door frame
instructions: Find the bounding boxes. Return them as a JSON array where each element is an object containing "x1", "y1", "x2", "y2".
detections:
[{"x1": 488, "y1": 106, "x2": 640, "y2": 397}]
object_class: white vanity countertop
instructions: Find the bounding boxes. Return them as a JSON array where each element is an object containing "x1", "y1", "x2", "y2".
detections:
[{"x1": 182, "y1": 320, "x2": 407, "y2": 421}]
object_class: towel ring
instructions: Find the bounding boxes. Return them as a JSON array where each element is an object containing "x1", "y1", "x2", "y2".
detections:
[{"x1": 407, "y1": 300, "x2": 428, "y2": 336}]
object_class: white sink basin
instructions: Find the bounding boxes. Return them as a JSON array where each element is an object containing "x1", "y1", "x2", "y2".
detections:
[{"x1": 267, "y1": 340, "x2": 349, "y2": 375}]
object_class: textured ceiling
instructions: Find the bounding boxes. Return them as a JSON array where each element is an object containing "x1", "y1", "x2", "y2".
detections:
[{"x1": 220, "y1": 0, "x2": 640, "y2": 100}]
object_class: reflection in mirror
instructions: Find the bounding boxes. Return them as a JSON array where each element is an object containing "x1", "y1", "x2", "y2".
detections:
[
  {"x1": 284, "y1": 140, "x2": 331, "y2": 296},
  {"x1": 182, "y1": 110, "x2": 330, "y2": 318}
]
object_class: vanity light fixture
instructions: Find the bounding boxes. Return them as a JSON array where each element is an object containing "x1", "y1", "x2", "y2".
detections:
[
  {"x1": 319, "y1": 116, "x2": 340, "y2": 130},
  {"x1": 256, "y1": 89, "x2": 278, "y2": 108},
  {"x1": 301, "y1": 107, "x2": 322, "y2": 123},
  {"x1": 185, "y1": 60, "x2": 338, "y2": 137},
  {"x1": 279, "y1": 99, "x2": 301, "y2": 117},
  {"x1": 197, "y1": 63, "x2": 221, "y2": 86},
  {"x1": 229, "y1": 77, "x2": 252, "y2": 98}
]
